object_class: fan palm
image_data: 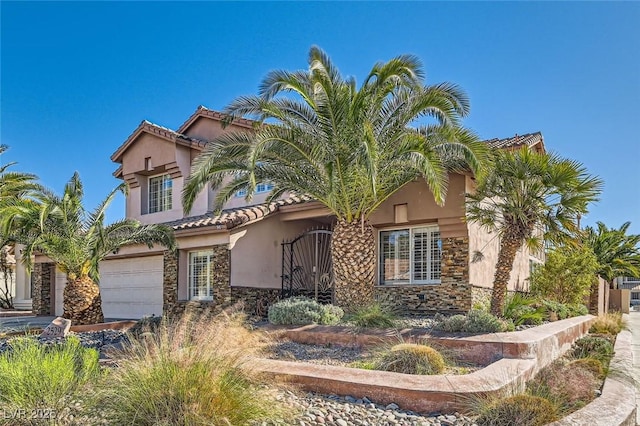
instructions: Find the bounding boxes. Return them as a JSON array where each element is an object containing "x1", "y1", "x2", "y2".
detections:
[
  {"x1": 2, "y1": 173, "x2": 176, "y2": 324},
  {"x1": 466, "y1": 147, "x2": 603, "y2": 316},
  {"x1": 183, "y1": 47, "x2": 488, "y2": 309},
  {"x1": 582, "y1": 221, "x2": 640, "y2": 288}
]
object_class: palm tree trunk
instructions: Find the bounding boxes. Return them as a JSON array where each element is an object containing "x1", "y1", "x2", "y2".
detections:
[
  {"x1": 491, "y1": 232, "x2": 521, "y2": 316},
  {"x1": 331, "y1": 219, "x2": 375, "y2": 310},
  {"x1": 63, "y1": 275, "x2": 104, "y2": 325}
]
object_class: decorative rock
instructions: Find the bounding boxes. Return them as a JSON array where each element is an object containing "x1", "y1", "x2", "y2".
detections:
[{"x1": 40, "y1": 316, "x2": 72, "y2": 338}]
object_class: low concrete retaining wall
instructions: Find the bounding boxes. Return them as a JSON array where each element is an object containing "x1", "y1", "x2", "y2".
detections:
[
  {"x1": 257, "y1": 315, "x2": 596, "y2": 414},
  {"x1": 549, "y1": 329, "x2": 637, "y2": 426},
  {"x1": 264, "y1": 315, "x2": 595, "y2": 367}
]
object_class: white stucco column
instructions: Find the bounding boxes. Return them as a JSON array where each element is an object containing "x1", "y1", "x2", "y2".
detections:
[{"x1": 12, "y1": 244, "x2": 32, "y2": 310}]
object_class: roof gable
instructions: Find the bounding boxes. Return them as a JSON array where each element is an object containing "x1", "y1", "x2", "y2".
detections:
[
  {"x1": 177, "y1": 105, "x2": 256, "y2": 135},
  {"x1": 483, "y1": 132, "x2": 545, "y2": 152}
]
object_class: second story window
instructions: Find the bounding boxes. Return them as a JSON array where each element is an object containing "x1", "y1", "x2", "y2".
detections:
[
  {"x1": 235, "y1": 183, "x2": 274, "y2": 198},
  {"x1": 149, "y1": 174, "x2": 172, "y2": 213}
]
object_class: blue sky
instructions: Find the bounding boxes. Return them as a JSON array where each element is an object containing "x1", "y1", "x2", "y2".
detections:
[{"x1": 1, "y1": 1, "x2": 639, "y2": 233}]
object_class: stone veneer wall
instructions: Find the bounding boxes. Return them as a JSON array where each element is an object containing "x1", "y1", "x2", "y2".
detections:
[
  {"x1": 231, "y1": 287, "x2": 281, "y2": 317},
  {"x1": 471, "y1": 285, "x2": 493, "y2": 311},
  {"x1": 375, "y1": 237, "x2": 471, "y2": 314},
  {"x1": 32, "y1": 263, "x2": 53, "y2": 316},
  {"x1": 163, "y1": 246, "x2": 232, "y2": 318}
]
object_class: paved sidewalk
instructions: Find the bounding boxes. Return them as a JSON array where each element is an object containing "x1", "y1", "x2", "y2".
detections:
[{"x1": 626, "y1": 311, "x2": 640, "y2": 425}]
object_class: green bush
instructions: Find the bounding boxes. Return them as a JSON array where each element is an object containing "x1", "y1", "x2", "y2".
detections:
[
  {"x1": 375, "y1": 343, "x2": 445, "y2": 375},
  {"x1": 94, "y1": 312, "x2": 291, "y2": 425},
  {"x1": 268, "y1": 297, "x2": 344, "y2": 325},
  {"x1": 0, "y1": 336, "x2": 101, "y2": 424},
  {"x1": 346, "y1": 302, "x2": 397, "y2": 328},
  {"x1": 542, "y1": 300, "x2": 587, "y2": 320},
  {"x1": 435, "y1": 310, "x2": 513, "y2": 333},
  {"x1": 590, "y1": 312, "x2": 624, "y2": 335},
  {"x1": 503, "y1": 293, "x2": 545, "y2": 326},
  {"x1": 571, "y1": 335, "x2": 614, "y2": 365},
  {"x1": 530, "y1": 245, "x2": 599, "y2": 305},
  {"x1": 476, "y1": 394, "x2": 558, "y2": 426}
]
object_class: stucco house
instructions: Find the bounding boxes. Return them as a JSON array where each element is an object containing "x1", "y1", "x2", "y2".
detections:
[{"x1": 29, "y1": 106, "x2": 545, "y2": 319}]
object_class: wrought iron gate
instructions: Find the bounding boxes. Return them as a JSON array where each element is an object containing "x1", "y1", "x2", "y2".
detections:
[{"x1": 281, "y1": 229, "x2": 334, "y2": 304}]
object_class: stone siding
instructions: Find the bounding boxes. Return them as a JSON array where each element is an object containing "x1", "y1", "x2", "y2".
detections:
[
  {"x1": 375, "y1": 237, "x2": 471, "y2": 314},
  {"x1": 163, "y1": 246, "x2": 232, "y2": 318},
  {"x1": 32, "y1": 263, "x2": 53, "y2": 316},
  {"x1": 471, "y1": 286, "x2": 493, "y2": 311},
  {"x1": 231, "y1": 286, "x2": 281, "y2": 317}
]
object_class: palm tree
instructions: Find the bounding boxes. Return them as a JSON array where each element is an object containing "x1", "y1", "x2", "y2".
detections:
[
  {"x1": 183, "y1": 47, "x2": 488, "y2": 309},
  {"x1": 0, "y1": 145, "x2": 39, "y2": 309},
  {"x1": 582, "y1": 221, "x2": 640, "y2": 288},
  {"x1": 466, "y1": 147, "x2": 603, "y2": 316},
  {"x1": 2, "y1": 173, "x2": 176, "y2": 325}
]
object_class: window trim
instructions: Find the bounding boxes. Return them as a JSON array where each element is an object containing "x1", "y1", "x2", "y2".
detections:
[
  {"x1": 377, "y1": 224, "x2": 441, "y2": 286},
  {"x1": 148, "y1": 173, "x2": 173, "y2": 214},
  {"x1": 235, "y1": 182, "x2": 274, "y2": 198},
  {"x1": 188, "y1": 249, "x2": 214, "y2": 301}
]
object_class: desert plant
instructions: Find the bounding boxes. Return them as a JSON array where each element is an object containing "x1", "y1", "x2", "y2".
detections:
[
  {"x1": 375, "y1": 343, "x2": 445, "y2": 375},
  {"x1": 466, "y1": 147, "x2": 602, "y2": 316},
  {"x1": 0, "y1": 336, "x2": 101, "y2": 423},
  {"x1": 568, "y1": 358, "x2": 605, "y2": 379},
  {"x1": 2, "y1": 173, "x2": 176, "y2": 324},
  {"x1": 527, "y1": 360, "x2": 599, "y2": 413},
  {"x1": 571, "y1": 335, "x2": 614, "y2": 365},
  {"x1": 502, "y1": 293, "x2": 545, "y2": 326},
  {"x1": 183, "y1": 46, "x2": 488, "y2": 310},
  {"x1": 541, "y1": 300, "x2": 587, "y2": 321},
  {"x1": 530, "y1": 245, "x2": 599, "y2": 305},
  {"x1": 434, "y1": 310, "x2": 513, "y2": 333},
  {"x1": 268, "y1": 297, "x2": 344, "y2": 325},
  {"x1": 476, "y1": 394, "x2": 559, "y2": 426},
  {"x1": 346, "y1": 302, "x2": 398, "y2": 328},
  {"x1": 93, "y1": 312, "x2": 291, "y2": 425},
  {"x1": 589, "y1": 311, "x2": 624, "y2": 335}
]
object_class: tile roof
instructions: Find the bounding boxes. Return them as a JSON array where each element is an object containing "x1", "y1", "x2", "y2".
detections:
[
  {"x1": 111, "y1": 120, "x2": 209, "y2": 163},
  {"x1": 483, "y1": 132, "x2": 544, "y2": 150},
  {"x1": 167, "y1": 194, "x2": 313, "y2": 231},
  {"x1": 177, "y1": 105, "x2": 257, "y2": 134}
]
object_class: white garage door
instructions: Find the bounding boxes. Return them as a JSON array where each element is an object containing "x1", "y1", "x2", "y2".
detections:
[{"x1": 99, "y1": 256, "x2": 164, "y2": 319}]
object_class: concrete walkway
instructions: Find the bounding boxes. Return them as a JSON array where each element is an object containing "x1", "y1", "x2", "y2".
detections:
[{"x1": 626, "y1": 311, "x2": 640, "y2": 425}]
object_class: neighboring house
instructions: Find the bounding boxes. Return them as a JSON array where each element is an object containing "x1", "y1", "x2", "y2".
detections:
[
  {"x1": 30, "y1": 106, "x2": 546, "y2": 319},
  {"x1": 0, "y1": 245, "x2": 32, "y2": 311},
  {"x1": 617, "y1": 277, "x2": 640, "y2": 305}
]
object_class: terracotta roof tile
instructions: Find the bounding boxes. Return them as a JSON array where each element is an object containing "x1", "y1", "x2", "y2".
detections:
[
  {"x1": 167, "y1": 194, "x2": 313, "y2": 231},
  {"x1": 483, "y1": 132, "x2": 543, "y2": 150}
]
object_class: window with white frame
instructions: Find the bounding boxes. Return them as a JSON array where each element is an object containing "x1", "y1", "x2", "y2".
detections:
[
  {"x1": 235, "y1": 182, "x2": 274, "y2": 197},
  {"x1": 188, "y1": 250, "x2": 214, "y2": 301},
  {"x1": 148, "y1": 174, "x2": 172, "y2": 213},
  {"x1": 379, "y1": 226, "x2": 441, "y2": 285},
  {"x1": 632, "y1": 292, "x2": 640, "y2": 300}
]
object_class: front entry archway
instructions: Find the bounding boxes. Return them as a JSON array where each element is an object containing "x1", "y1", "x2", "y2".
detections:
[{"x1": 281, "y1": 229, "x2": 333, "y2": 304}]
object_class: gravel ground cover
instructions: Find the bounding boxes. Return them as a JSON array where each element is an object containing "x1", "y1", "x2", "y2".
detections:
[
  {"x1": 265, "y1": 340, "x2": 480, "y2": 374},
  {"x1": 0, "y1": 329, "x2": 128, "y2": 355}
]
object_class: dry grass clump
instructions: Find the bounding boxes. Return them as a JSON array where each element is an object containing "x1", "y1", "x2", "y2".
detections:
[
  {"x1": 375, "y1": 343, "x2": 445, "y2": 375},
  {"x1": 476, "y1": 394, "x2": 559, "y2": 426},
  {"x1": 527, "y1": 360, "x2": 599, "y2": 413},
  {"x1": 589, "y1": 311, "x2": 625, "y2": 335},
  {"x1": 568, "y1": 357, "x2": 604, "y2": 379},
  {"x1": 93, "y1": 311, "x2": 291, "y2": 425}
]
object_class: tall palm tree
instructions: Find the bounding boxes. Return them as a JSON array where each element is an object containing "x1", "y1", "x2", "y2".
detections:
[
  {"x1": 582, "y1": 221, "x2": 640, "y2": 288},
  {"x1": 466, "y1": 147, "x2": 603, "y2": 316},
  {"x1": 183, "y1": 47, "x2": 488, "y2": 309},
  {"x1": 2, "y1": 173, "x2": 176, "y2": 325}
]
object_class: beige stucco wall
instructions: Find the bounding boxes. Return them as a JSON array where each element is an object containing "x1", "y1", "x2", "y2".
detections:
[
  {"x1": 230, "y1": 216, "x2": 319, "y2": 289},
  {"x1": 368, "y1": 174, "x2": 467, "y2": 238}
]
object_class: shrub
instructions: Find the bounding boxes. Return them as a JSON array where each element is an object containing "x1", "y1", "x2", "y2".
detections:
[
  {"x1": 0, "y1": 336, "x2": 101, "y2": 423},
  {"x1": 503, "y1": 293, "x2": 545, "y2": 326},
  {"x1": 527, "y1": 360, "x2": 599, "y2": 413},
  {"x1": 93, "y1": 312, "x2": 291, "y2": 425},
  {"x1": 530, "y1": 245, "x2": 599, "y2": 305},
  {"x1": 590, "y1": 312, "x2": 624, "y2": 335},
  {"x1": 568, "y1": 358, "x2": 604, "y2": 379},
  {"x1": 435, "y1": 310, "x2": 513, "y2": 333},
  {"x1": 268, "y1": 297, "x2": 344, "y2": 325},
  {"x1": 375, "y1": 343, "x2": 445, "y2": 375},
  {"x1": 571, "y1": 335, "x2": 614, "y2": 365},
  {"x1": 541, "y1": 300, "x2": 587, "y2": 320},
  {"x1": 476, "y1": 394, "x2": 558, "y2": 426},
  {"x1": 346, "y1": 302, "x2": 397, "y2": 328}
]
